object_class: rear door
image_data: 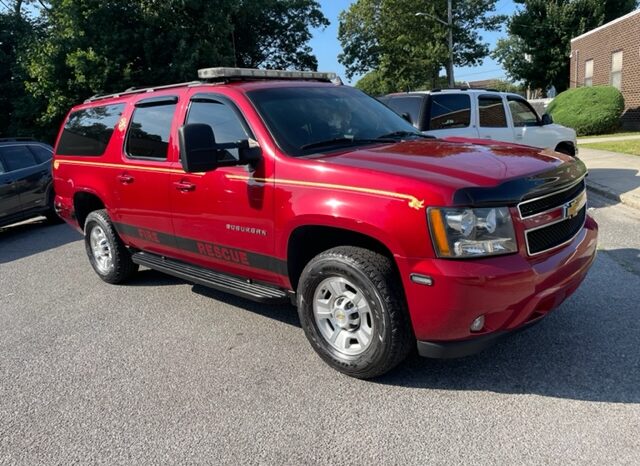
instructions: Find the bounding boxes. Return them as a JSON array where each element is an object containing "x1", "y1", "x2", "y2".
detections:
[
  {"x1": 422, "y1": 93, "x2": 479, "y2": 138},
  {"x1": 111, "y1": 95, "x2": 180, "y2": 255},
  {"x1": 0, "y1": 144, "x2": 48, "y2": 214},
  {"x1": 0, "y1": 152, "x2": 22, "y2": 220},
  {"x1": 476, "y1": 94, "x2": 513, "y2": 142}
]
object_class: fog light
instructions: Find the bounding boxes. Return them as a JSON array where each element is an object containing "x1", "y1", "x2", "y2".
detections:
[{"x1": 470, "y1": 315, "x2": 485, "y2": 332}]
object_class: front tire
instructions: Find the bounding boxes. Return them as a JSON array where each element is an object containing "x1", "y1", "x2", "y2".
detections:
[
  {"x1": 297, "y1": 246, "x2": 413, "y2": 379},
  {"x1": 84, "y1": 210, "x2": 138, "y2": 284}
]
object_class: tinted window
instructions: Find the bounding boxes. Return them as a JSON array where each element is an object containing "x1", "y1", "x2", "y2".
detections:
[
  {"x1": 247, "y1": 86, "x2": 418, "y2": 157},
  {"x1": 186, "y1": 100, "x2": 249, "y2": 160},
  {"x1": 429, "y1": 94, "x2": 471, "y2": 130},
  {"x1": 126, "y1": 103, "x2": 176, "y2": 159},
  {"x1": 0, "y1": 158, "x2": 5, "y2": 174},
  {"x1": 478, "y1": 96, "x2": 507, "y2": 128},
  {"x1": 508, "y1": 98, "x2": 539, "y2": 127},
  {"x1": 29, "y1": 145, "x2": 53, "y2": 164},
  {"x1": 384, "y1": 96, "x2": 423, "y2": 126},
  {"x1": 0, "y1": 145, "x2": 38, "y2": 171},
  {"x1": 57, "y1": 104, "x2": 125, "y2": 156}
]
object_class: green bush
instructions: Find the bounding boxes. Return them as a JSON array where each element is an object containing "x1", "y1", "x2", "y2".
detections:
[{"x1": 547, "y1": 86, "x2": 625, "y2": 136}]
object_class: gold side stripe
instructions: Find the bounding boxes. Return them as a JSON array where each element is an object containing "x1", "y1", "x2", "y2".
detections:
[
  {"x1": 226, "y1": 174, "x2": 425, "y2": 210},
  {"x1": 54, "y1": 159, "x2": 200, "y2": 175}
]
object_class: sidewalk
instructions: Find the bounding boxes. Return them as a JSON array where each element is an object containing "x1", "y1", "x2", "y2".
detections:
[
  {"x1": 577, "y1": 134, "x2": 640, "y2": 144},
  {"x1": 578, "y1": 147, "x2": 640, "y2": 210}
]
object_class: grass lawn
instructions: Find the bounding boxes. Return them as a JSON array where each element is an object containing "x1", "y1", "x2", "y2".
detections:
[
  {"x1": 579, "y1": 139, "x2": 640, "y2": 155},
  {"x1": 578, "y1": 131, "x2": 640, "y2": 139}
]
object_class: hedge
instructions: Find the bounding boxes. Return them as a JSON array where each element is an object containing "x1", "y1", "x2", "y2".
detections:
[{"x1": 547, "y1": 86, "x2": 625, "y2": 136}]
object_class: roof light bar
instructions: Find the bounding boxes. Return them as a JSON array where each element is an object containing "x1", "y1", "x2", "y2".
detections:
[{"x1": 197, "y1": 67, "x2": 337, "y2": 82}]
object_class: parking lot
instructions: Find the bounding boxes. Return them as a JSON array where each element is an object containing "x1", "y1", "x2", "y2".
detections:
[{"x1": 1, "y1": 192, "x2": 639, "y2": 464}]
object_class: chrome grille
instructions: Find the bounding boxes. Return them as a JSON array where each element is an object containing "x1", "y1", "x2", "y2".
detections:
[{"x1": 519, "y1": 179, "x2": 586, "y2": 218}]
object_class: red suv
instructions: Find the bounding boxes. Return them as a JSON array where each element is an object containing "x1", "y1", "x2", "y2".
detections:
[{"x1": 53, "y1": 68, "x2": 598, "y2": 378}]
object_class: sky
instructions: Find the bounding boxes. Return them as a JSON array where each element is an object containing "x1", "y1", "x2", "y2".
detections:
[{"x1": 308, "y1": 0, "x2": 518, "y2": 85}]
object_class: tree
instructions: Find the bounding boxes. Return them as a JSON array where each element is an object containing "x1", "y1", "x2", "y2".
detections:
[
  {"x1": 493, "y1": 0, "x2": 638, "y2": 94},
  {"x1": 338, "y1": 0, "x2": 505, "y2": 92},
  {"x1": 19, "y1": 0, "x2": 327, "y2": 136}
]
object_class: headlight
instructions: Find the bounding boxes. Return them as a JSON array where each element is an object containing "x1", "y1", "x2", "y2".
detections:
[{"x1": 428, "y1": 207, "x2": 517, "y2": 258}]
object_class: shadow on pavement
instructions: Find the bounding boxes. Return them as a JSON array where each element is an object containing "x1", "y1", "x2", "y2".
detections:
[
  {"x1": 0, "y1": 218, "x2": 81, "y2": 264},
  {"x1": 587, "y1": 168, "x2": 640, "y2": 204}
]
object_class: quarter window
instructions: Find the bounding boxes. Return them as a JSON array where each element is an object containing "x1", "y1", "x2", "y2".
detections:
[
  {"x1": 611, "y1": 51, "x2": 623, "y2": 89},
  {"x1": 29, "y1": 145, "x2": 53, "y2": 164},
  {"x1": 507, "y1": 98, "x2": 539, "y2": 127},
  {"x1": 0, "y1": 145, "x2": 38, "y2": 171},
  {"x1": 478, "y1": 96, "x2": 508, "y2": 128},
  {"x1": 186, "y1": 100, "x2": 249, "y2": 160},
  {"x1": 584, "y1": 59, "x2": 593, "y2": 87},
  {"x1": 126, "y1": 102, "x2": 176, "y2": 160},
  {"x1": 56, "y1": 104, "x2": 125, "y2": 156},
  {"x1": 429, "y1": 94, "x2": 471, "y2": 130}
]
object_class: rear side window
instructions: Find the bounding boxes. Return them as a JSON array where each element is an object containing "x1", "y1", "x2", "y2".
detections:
[
  {"x1": 478, "y1": 96, "x2": 507, "y2": 128},
  {"x1": 0, "y1": 145, "x2": 38, "y2": 171},
  {"x1": 126, "y1": 102, "x2": 176, "y2": 160},
  {"x1": 384, "y1": 96, "x2": 423, "y2": 126},
  {"x1": 29, "y1": 145, "x2": 53, "y2": 164},
  {"x1": 186, "y1": 100, "x2": 249, "y2": 160},
  {"x1": 57, "y1": 104, "x2": 125, "y2": 156},
  {"x1": 429, "y1": 94, "x2": 471, "y2": 130}
]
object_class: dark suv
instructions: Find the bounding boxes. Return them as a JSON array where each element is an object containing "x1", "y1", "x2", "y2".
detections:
[{"x1": 0, "y1": 138, "x2": 58, "y2": 228}]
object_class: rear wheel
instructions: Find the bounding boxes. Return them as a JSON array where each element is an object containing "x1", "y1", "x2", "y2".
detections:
[
  {"x1": 84, "y1": 210, "x2": 138, "y2": 284},
  {"x1": 297, "y1": 246, "x2": 413, "y2": 379}
]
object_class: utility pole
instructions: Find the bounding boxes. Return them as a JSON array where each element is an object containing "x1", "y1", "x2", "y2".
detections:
[{"x1": 416, "y1": 0, "x2": 455, "y2": 88}]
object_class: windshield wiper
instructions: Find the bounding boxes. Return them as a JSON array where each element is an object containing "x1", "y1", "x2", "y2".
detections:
[
  {"x1": 300, "y1": 137, "x2": 394, "y2": 151},
  {"x1": 375, "y1": 131, "x2": 435, "y2": 140}
]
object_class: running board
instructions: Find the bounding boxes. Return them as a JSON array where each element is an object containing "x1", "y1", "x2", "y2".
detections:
[{"x1": 131, "y1": 252, "x2": 289, "y2": 304}]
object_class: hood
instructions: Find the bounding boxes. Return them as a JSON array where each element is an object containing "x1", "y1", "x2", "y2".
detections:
[{"x1": 319, "y1": 139, "x2": 586, "y2": 206}]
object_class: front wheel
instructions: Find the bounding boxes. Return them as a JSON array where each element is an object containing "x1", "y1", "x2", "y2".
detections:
[
  {"x1": 84, "y1": 210, "x2": 138, "y2": 284},
  {"x1": 297, "y1": 246, "x2": 413, "y2": 379}
]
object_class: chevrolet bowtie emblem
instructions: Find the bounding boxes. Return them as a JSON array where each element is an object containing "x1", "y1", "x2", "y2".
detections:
[{"x1": 564, "y1": 191, "x2": 587, "y2": 219}]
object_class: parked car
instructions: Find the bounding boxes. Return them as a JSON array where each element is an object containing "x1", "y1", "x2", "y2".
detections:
[
  {"x1": 379, "y1": 89, "x2": 578, "y2": 156},
  {"x1": 53, "y1": 68, "x2": 597, "y2": 378},
  {"x1": 0, "y1": 138, "x2": 58, "y2": 228}
]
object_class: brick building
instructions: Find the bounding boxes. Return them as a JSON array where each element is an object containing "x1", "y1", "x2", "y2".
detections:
[{"x1": 570, "y1": 9, "x2": 640, "y2": 130}]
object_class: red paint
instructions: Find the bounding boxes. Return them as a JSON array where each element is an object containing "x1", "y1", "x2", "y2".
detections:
[{"x1": 53, "y1": 80, "x2": 598, "y2": 344}]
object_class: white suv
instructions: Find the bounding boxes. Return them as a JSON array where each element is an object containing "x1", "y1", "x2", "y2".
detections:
[{"x1": 379, "y1": 89, "x2": 577, "y2": 156}]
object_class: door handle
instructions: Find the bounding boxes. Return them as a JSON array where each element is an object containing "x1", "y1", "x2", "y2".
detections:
[
  {"x1": 515, "y1": 134, "x2": 523, "y2": 140},
  {"x1": 117, "y1": 173, "x2": 135, "y2": 184},
  {"x1": 482, "y1": 135, "x2": 493, "y2": 139},
  {"x1": 173, "y1": 180, "x2": 196, "y2": 192}
]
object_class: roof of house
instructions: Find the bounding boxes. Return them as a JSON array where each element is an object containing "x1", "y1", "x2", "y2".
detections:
[{"x1": 571, "y1": 9, "x2": 640, "y2": 42}]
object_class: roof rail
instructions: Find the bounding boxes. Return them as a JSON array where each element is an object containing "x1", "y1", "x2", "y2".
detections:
[
  {"x1": 84, "y1": 81, "x2": 202, "y2": 103},
  {"x1": 431, "y1": 87, "x2": 501, "y2": 92},
  {"x1": 0, "y1": 137, "x2": 36, "y2": 142}
]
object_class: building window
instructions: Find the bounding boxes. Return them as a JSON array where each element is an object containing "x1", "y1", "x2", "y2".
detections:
[
  {"x1": 584, "y1": 59, "x2": 593, "y2": 87},
  {"x1": 611, "y1": 51, "x2": 623, "y2": 89}
]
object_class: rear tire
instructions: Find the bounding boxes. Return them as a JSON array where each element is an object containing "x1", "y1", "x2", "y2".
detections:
[
  {"x1": 297, "y1": 246, "x2": 413, "y2": 379},
  {"x1": 84, "y1": 209, "x2": 138, "y2": 284}
]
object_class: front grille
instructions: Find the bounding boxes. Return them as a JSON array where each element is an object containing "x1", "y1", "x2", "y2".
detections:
[
  {"x1": 526, "y1": 206, "x2": 586, "y2": 255},
  {"x1": 519, "y1": 180, "x2": 585, "y2": 217}
]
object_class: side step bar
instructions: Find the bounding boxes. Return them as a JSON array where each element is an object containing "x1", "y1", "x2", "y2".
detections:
[{"x1": 131, "y1": 251, "x2": 290, "y2": 304}]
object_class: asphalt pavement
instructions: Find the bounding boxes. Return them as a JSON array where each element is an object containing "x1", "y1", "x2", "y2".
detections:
[{"x1": 0, "y1": 195, "x2": 639, "y2": 465}]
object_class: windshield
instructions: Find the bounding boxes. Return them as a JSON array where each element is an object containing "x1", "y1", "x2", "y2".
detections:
[{"x1": 247, "y1": 86, "x2": 420, "y2": 156}]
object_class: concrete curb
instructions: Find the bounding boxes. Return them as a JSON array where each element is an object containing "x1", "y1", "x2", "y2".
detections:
[{"x1": 586, "y1": 180, "x2": 640, "y2": 211}]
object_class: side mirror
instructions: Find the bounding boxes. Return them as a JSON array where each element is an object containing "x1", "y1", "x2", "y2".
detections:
[
  {"x1": 401, "y1": 112, "x2": 413, "y2": 124},
  {"x1": 541, "y1": 113, "x2": 553, "y2": 125},
  {"x1": 179, "y1": 123, "x2": 219, "y2": 173},
  {"x1": 179, "y1": 123, "x2": 262, "y2": 173}
]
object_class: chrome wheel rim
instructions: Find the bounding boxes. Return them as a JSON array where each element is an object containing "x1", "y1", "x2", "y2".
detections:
[
  {"x1": 89, "y1": 225, "x2": 113, "y2": 274},
  {"x1": 313, "y1": 277, "x2": 374, "y2": 356}
]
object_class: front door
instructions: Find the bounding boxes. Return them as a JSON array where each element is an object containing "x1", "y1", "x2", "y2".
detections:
[
  {"x1": 0, "y1": 152, "x2": 21, "y2": 220},
  {"x1": 507, "y1": 97, "x2": 551, "y2": 149},
  {"x1": 169, "y1": 92, "x2": 279, "y2": 285},
  {"x1": 110, "y1": 95, "x2": 180, "y2": 255}
]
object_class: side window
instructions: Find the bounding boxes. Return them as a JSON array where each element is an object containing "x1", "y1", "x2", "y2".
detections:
[
  {"x1": 0, "y1": 145, "x2": 38, "y2": 171},
  {"x1": 186, "y1": 99, "x2": 249, "y2": 160},
  {"x1": 126, "y1": 102, "x2": 176, "y2": 160},
  {"x1": 385, "y1": 97, "x2": 423, "y2": 126},
  {"x1": 507, "y1": 98, "x2": 539, "y2": 127},
  {"x1": 478, "y1": 96, "x2": 508, "y2": 128},
  {"x1": 429, "y1": 94, "x2": 471, "y2": 130},
  {"x1": 29, "y1": 145, "x2": 53, "y2": 164},
  {"x1": 56, "y1": 104, "x2": 125, "y2": 156},
  {"x1": 0, "y1": 157, "x2": 5, "y2": 174}
]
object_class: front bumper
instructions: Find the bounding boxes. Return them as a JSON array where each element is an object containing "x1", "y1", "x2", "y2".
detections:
[{"x1": 398, "y1": 215, "x2": 598, "y2": 357}]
